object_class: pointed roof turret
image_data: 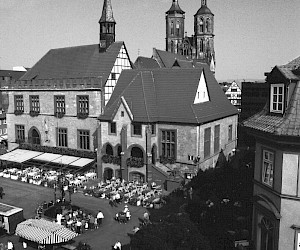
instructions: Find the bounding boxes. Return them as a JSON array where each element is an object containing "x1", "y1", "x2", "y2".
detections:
[
  {"x1": 195, "y1": 0, "x2": 213, "y2": 16},
  {"x1": 166, "y1": 0, "x2": 185, "y2": 15},
  {"x1": 99, "y1": 0, "x2": 115, "y2": 23}
]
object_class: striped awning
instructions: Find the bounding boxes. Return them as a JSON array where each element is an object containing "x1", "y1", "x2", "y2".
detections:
[{"x1": 15, "y1": 219, "x2": 78, "y2": 244}]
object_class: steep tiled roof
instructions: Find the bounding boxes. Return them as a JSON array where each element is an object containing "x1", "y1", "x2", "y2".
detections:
[
  {"x1": 0, "y1": 70, "x2": 26, "y2": 80},
  {"x1": 133, "y1": 57, "x2": 160, "y2": 69},
  {"x1": 20, "y1": 42, "x2": 124, "y2": 85},
  {"x1": 195, "y1": 5, "x2": 213, "y2": 15},
  {"x1": 153, "y1": 49, "x2": 191, "y2": 68},
  {"x1": 243, "y1": 56, "x2": 300, "y2": 137},
  {"x1": 100, "y1": 65, "x2": 237, "y2": 124}
]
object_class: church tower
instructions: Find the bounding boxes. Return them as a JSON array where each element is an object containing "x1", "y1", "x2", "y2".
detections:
[
  {"x1": 165, "y1": 0, "x2": 185, "y2": 54},
  {"x1": 99, "y1": 0, "x2": 116, "y2": 49},
  {"x1": 194, "y1": 0, "x2": 215, "y2": 70}
]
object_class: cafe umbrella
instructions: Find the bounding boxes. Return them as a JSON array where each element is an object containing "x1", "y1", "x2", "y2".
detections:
[{"x1": 15, "y1": 218, "x2": 78, "y2": 245}]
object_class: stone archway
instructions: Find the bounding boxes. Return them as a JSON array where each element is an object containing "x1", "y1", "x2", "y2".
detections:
[
  {"x1": 28, "y1": 127, "x2": 41, "y2": 145},
  {"x1": 103, "y1": 168, "x2": 113, "y2": 181},
  {"x1": 129, "y1": 171, "x2": 145, "y2": 183}
]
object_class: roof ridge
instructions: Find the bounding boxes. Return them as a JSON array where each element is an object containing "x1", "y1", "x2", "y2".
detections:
[{"x1": 140, "y1": 71, "x2": 151, "y2": 123}]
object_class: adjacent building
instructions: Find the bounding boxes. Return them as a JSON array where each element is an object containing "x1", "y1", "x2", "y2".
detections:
[
  {"x1": 97, "y1": 64, "x2": 238, "y2": 184},
  {"x1": 4, "y1": 0, "x2": 132, "y2": 171},
  {"x1": 243, "y1": 56, "x2": 300, "y2": 249},
  {"x1": 225, "y1": 81, "x2": 242, "y2": 112}
]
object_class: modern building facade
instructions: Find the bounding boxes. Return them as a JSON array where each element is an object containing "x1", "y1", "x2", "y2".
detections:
[
  {"x1": 98, "y1": 65, "x2": 238, "y2": 183},
  {"x1": 165, "y1": 0, "x2": 215, "y2": 72},
  {"x1": 243, "y1": 56, "x2": 300, "y2": 249}
]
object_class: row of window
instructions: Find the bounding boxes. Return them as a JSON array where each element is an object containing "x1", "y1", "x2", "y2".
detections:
[
  {"x1": 108, "y1": 122, "x2": 233, "y2": 160},
  {"x1": 0, "y1": 128, "x2": 7, "y2": 135},
  {"x1": 15, "y1": 125, "x2": 91, "y2": 150},
  {"x1": 0, "y1": 119, "x2": 6, "y2": 125},
  {"x1": 14, "y1": 95, "x2": 89, "y2": 117},
  {"x1": 204, "y1": 124, "x2": 233, "y2": 159},
  {"x1": 109, "y1": 122, "x2": 156, "y2": 137}
]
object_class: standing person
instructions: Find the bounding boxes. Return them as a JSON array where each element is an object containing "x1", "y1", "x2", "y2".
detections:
[
  {"x1": 22, "y1": 241, "x2": 27, "y2": 249},
  {"x1": 97, "y1": 210, "x2": 104, "y2": 226},
  {"x1": 113, "y1": 241, "x2": 121, "y2": 250},
  {"x1": 0, "y1": 186, "x2": 3, "y2": 199},
  {"x1": 143, "y1": 211, "x2": 150, "y2": 224},
  {"x1": 7, "y1": 241, "x2": 13, "y2": 250}
]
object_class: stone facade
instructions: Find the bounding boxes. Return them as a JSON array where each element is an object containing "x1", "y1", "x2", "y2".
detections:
[
  {"x1": 98, "y1": 100, "x2": 238, "y2": 181},
  {"x1": 6, "y1": 79, "x2": 102, "y2": 153}
]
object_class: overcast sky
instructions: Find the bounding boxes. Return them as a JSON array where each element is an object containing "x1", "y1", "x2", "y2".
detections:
[{"x1": 0, "y1": 0, "x2": 299, "y2": 81}]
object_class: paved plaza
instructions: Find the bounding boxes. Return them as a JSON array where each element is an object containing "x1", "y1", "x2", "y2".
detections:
[{"x1": 0, "y1": 177, "x2": 145, "y2": 249}]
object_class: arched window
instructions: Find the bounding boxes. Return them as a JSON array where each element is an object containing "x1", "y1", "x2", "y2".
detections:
[
  {"x1": 200, "y1": 39, "x2": 204, "y2": 52},
  {"x1": 106, "y1": 144, "x2": 113, "y2": 156},
  {"x1": 171, "y1": 41, "x2": 174, "y2": 53},
  {"x1": 131, "y1": 147, "x2": 143, "y2": 159},
  {"x1": 206, "y1": 19, "x2": 210, "y2": 33},
  {"x1": 260, "y1": 217, "x2": 274, "y2": 250},
  {"x1": 171, "y1": 21, "x2": 174, "y2": 35},
  {"x1": 199, "y1": 18, "x2": 204, "y2": 33},
  {"x1": 176, "y1": 21, "x2": 180, "y2": 36},
  {"x1": 117, "y1": 145, "x2": 122, "y2": 157},
  {"x1": 31, "y1": 128, "x2": 40, "y2": 145}
]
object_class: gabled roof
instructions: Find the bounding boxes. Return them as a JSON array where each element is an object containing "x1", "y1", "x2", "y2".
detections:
[
  {"x1": 153, "y1": 49, "x2": 191, "y2": 68},
  {"x1": 134, "y1": 57, "x2": 160, "y2": 69},
  {"x1": 20, "y1": 42, "x2": 125, "y2": 85},
  {"x1": 243, "y1": 56, "x2": 300, "y2": 137},
  {"x1": 100, "y1": 65, "x2": 237, "y2": 125}
]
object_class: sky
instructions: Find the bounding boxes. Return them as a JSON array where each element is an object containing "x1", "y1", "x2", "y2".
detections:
[{"x1": 0, "y1": 0, "x2": 299, "y2": 82}]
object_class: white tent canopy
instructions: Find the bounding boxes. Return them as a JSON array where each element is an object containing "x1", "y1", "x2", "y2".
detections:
[{"x1": 15, "y1": 219, "x2": 78, "y2": 244}]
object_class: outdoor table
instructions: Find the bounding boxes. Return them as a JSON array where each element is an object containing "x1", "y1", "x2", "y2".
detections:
[
  {"x1": 0, "y1": 171, "x2": 4, "y2": 177},
  {"x1": 10, "y1": 175, "x2": 18, "y2": 180},
  {"x1": 47, "y1": 176, "x2": 58, "y2": 181}
]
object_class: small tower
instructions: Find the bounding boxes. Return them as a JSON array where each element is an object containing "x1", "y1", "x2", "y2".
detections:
[
  {"x1": 165, "y1": 0, "x2": 185, "y2": 54},
  {"x1": 99, "y1": 0, "x2": 116, "y2": 49},
  {"x1": 194, "y1": 0, "x2": 215, "y2": 67}
]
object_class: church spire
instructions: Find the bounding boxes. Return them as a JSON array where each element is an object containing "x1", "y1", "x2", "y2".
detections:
[{"x1": 99, "y1": 0, "x2": 116, "y2": 49}]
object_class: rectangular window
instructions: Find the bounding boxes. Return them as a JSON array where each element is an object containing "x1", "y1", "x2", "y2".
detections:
[
  {"x1": 109, "y1": 122, "x2": 116, "y2": 134},
  {"x1": 54, "y1": 96, "x2": 65, "y2": 115},
  {"x1": 57, "y1": 128, "x2": 68, "y2": 147},
  {"x1": 132, "y1": 123, "x2": 142, "y2": 136},
  {"x1": 151, "y1": 124, "x2": 156, "y2": 135},
  {"x1": 262, "y1": 150, "x2": 274, "y2": 187},
  {"x1": 77, "y1": 95, "x2": 89, "y2": 115},
  {"x1": 15, "y1": 125, "x2": 25, "y2": 143},
  {"x1": 29, "y1": 95, "x2": 40, "y2": 113},
  {"x1": 161, "y1": 130, "x2": 176, "y2": 158},
  {"x1": 78, "y1": 130, "x2": 90, "y2": 150},
  {"x1": 0, "y1": 129, "x2": 2, "y2": 135},
  {"x1": 204, "y1": 128, "x2": 211, "y2": 158},
  {"x1": 3, "y1": 128, "x2": 7, "y2": 134},
  {"x1": 228, "y1": 125, "x2": 233, "y2": 142},
  {"x1": 214, "y1": 125, "x2": 220, "y2": 153},
  {"x1": 14, "y1": 95, "x2": 24, "y2": 112},
  {"x1": 3, "y1": 118, "x2": 6, "y2": 124},
  {"x1": 270, "y1": 84, "x2": 284, "y2": 113}
]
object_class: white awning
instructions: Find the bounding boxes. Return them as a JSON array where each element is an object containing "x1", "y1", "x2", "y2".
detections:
[
  {"x1": 51, "y1": 155, "x2": 80, "y2": 165},
  {"x1": 0, "y1": 149, "x2": 43, "y2": 163},
  {"x1": 33, "y1": 153, "x2": 62, "y2": 162},
  {"x1": 69, "y1": 158, "x2": 95, "y2": 167}
]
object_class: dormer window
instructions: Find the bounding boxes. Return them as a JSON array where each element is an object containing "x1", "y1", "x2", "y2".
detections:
[{"x1": 270, "y1": 84, "x2": 284, "y2": 113}]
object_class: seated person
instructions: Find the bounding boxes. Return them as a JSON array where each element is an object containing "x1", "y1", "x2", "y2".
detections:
[
  {"x1": 126, "y1": 210, "x2": 131, "y2": 221},
  {"x1": 132, "y1": 226, "x2": 140, "y2": 234}
]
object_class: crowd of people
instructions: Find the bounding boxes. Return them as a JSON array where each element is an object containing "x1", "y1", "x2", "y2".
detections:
[{"x1": 89, "y1": 178, "x2": 164, "y2": 209}]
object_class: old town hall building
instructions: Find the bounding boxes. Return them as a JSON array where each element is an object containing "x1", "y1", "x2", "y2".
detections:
[
  {"x1": 3, "y1": 0, "x2": 132, "y2": 171},
  {"x1": 165, "y1": 0, "x2": 216, "y2": 72}
]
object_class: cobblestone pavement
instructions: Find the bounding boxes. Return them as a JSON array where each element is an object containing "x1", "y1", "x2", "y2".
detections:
[{"x1": 0, "y1": 177, "x2": 145, "y2": 249}]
